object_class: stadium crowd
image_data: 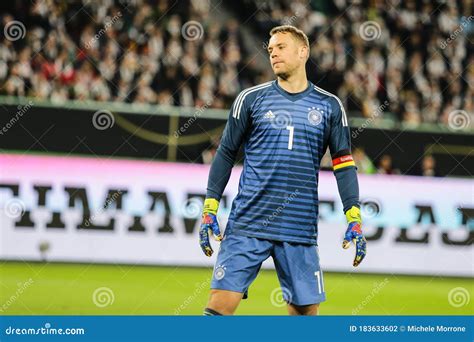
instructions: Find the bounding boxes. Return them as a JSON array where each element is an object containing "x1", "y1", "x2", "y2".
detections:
[
  {"x1": 1, "y1": 0, "x2": 263, "y2": 109},
  {"x1": 0, "y1": 0, "x2": 471, "y2": 177},
  {"x1": 235, "y1": 0, "x2": 473, "y2": 127},
  {"x1": 1, "y1": 0, "x2": 472, "y2": 127}
]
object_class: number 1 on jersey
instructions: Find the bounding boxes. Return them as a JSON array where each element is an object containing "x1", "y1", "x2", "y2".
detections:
[{"x1": 286, "y1": 125, "x2": 294, "y2": 150}]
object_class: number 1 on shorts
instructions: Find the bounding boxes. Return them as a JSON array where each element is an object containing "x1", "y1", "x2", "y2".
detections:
[{"x1": 315, "y1": 270, "x2": 324, "y2": 294}]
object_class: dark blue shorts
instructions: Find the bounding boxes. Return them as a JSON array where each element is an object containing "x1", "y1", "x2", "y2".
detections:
[{"x1": 210, "y1": 230, "x2": 326, "y2": 306}]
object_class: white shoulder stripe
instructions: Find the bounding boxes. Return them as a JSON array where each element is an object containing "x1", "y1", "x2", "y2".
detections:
[
  {"x1": 233, "y1": 81, "x2": 272, "y2": 119},
  {"x1": 235, "y1": 83, "x2": 272, "y2": 119},
  {"x1": 233, "y1": 83, "x2": 267, "y2": 118},
  {"x1": 313, "y1": 85, "x2": 348, "y2": 126},
  {"x1": 233, "y1": 82, "x2": 273, "y2": 119}
]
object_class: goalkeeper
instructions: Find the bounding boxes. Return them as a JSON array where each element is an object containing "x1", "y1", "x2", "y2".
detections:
[{"x1": 199, "y1": 25, "x2": 366, "y2": 316}]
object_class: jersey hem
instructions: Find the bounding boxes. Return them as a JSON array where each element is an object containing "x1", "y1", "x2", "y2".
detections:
[{"x1": 231, "y1": 227, "x2": 318, "y2": 246}]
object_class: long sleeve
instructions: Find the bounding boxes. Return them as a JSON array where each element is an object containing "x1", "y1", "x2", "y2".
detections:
[
  {"x1": 206, "y1": 93, "x2": 252, "y2": 200},
  {"x1": 334, "y1": 167, "x2": 360, "y2": 212},
  {"x1": 327, "y1": 97, "x2": 360, "y2": 212}
]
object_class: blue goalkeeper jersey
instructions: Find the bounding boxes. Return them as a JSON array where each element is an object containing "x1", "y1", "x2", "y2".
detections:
[{"x1": 207, "y1": 80, "x2": 353, "y2": 245}]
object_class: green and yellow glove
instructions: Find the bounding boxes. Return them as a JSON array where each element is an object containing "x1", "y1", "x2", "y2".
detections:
[
  {"x1": 199, "y1": 198, "x2": 222, "y2": 257},
  {"x1": 343, "y1": 206, "x2": 367, "y2": 267}
]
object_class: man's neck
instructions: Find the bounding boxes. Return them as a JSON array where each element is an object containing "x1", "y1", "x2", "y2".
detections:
[{"x1": 277, "y1": 70, "x2": 308, "y2": 93}]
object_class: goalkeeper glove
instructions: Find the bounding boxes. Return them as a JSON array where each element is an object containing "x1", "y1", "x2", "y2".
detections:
[
  {"x1": 343, "y1": 206, "x2": 367, "y2": 267},
  {"x1": 199, "y1": 198, "x2": 222, "y2": 257}
]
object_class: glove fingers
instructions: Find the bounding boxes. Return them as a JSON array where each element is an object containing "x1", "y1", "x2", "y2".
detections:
[
  {"x1": 353, "y1": 256, "x2": 363, "y2": 267},
  {"x1": 342, "y1": 229, "x2": 354, "y2": 249},
  {"x1": 199, "y1": 226, "x2": 213, "y2": 257},
  {"x1": 342, "y1": 239, "x2": 351, "y2": 249},
  {"x1": 343, "y1": 222, "x2": 366, "y2": 266},
  {"x1": 211, "y1": 223, "x2": 222, "y2": 241},
  {"x1": 353, "y1": 237, "x2": 367, "y2": 267},
  {"x1": 202, "y1": 246, "x2": 213, "y2": 257}
]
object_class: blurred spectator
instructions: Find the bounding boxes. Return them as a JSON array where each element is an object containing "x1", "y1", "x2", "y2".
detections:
[
  {"x1": 353, "y1": 147, "x2": 376, "y2": 174},
  {"x1": 420, "y1": 155, "x2": 438, "y2": 177},
  {"x1": 201, "y1": 136, "x2": 220, "y2": 164},
  {"x1": 377, "y1": 154, "x2": 400, "y2": 175}
]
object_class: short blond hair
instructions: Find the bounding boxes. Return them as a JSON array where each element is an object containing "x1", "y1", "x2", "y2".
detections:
[{"x1": 269, "y1": 25, "x2": 309, "y2": 48}]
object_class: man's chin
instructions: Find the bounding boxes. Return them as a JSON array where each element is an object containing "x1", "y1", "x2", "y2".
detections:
[{"x1": 274, "y1": 70, "x2": 290, "y2": 80}]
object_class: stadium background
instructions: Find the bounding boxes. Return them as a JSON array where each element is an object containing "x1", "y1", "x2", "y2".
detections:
[{"x1": 0, "y1": 0, "x2": 472, "y2": 315}]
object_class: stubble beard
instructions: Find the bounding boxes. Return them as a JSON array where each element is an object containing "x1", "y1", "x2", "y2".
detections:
[
  {"x1": 275, "y1": 71, "x2": 290, "y2": 80},
  {"x1": 274, "y1": 63, "x2": 298, "y2": 80}
]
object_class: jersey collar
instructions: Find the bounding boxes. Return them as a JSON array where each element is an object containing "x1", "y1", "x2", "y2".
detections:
[{"x1": 272, "y1": 80, "x2": 313, "y2": 102}]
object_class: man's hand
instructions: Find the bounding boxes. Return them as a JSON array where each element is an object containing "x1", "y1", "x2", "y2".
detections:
[
  {"x1": 199, "y1": 198, "x2": 222, "y2": 257},
  {"x1": 342, "y1": 206, "x2": 367, "y2": 267}
]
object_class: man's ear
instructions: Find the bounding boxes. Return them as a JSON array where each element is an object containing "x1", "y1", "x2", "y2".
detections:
[{"x1": 299, "y1": 45, "x2": 309, "y2": 60}]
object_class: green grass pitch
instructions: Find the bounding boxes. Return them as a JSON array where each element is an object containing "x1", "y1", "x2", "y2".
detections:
[{"x1": 0, "y1": 261, "x2": 472, "y2": 315}]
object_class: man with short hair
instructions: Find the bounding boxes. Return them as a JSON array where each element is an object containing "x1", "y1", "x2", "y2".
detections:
[{"x1": 199, "y1": 25, "x2": 367, "y2": 316}]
